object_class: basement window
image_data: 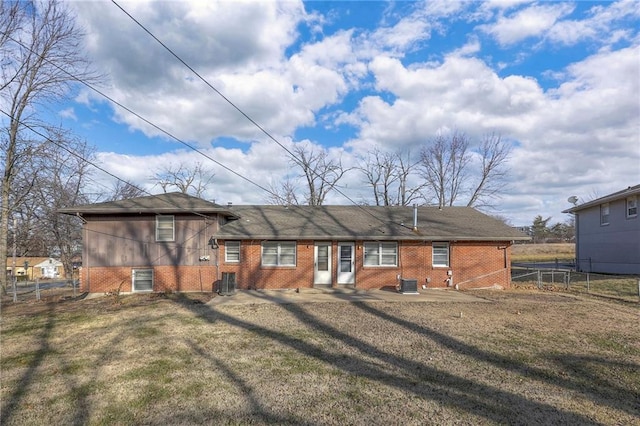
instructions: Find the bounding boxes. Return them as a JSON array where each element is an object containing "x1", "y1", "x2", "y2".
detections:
[{"x1": 132, "y1": 269, "x2": 153, "y2": 292}]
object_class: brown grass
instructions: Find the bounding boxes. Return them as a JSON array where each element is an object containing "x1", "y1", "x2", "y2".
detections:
[
  {"x1": 1, "y1": 289, "x2": 638, "y2": 425},
  {"x1": 511, "y1": 243, "x2": 575, "y2": 262}
]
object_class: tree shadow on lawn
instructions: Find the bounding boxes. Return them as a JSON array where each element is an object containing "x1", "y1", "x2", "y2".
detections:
[
  {"x1": 352, "y1": 302, "x2": 640, "y2": 419},
  {"x1": 175, "y1": 294, "x2": 604, "y2": 424},
  {"x1": 1, "y1": 303, "x2": 93, "y2": 426},
  {"x1": 1, "y1": 297, "x2": 182, "y2": 425}
]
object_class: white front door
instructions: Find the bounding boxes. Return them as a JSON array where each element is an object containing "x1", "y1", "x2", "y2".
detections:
[
  {"x1": 337, "y1": 242, "x2": 355, "y2": 284},
  {"x1": 314, "y1": 242, "x2": 332, "y2": 285}
]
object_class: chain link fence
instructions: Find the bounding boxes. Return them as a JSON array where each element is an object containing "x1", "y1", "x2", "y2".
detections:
[
  {"x1": 512, "y1": 267, "x2": 640, "y2": 302},
  {"x1": 3, "y1": 278, "x2": 80, "y2": 304}
]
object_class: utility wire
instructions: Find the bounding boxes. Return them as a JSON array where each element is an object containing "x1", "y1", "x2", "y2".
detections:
[
  {"x1": 110, "y1": 0, "x2": 389, "y2": 225},
  {"x1": 0, "y1": 31, "x2": 277, "y2": 202}
]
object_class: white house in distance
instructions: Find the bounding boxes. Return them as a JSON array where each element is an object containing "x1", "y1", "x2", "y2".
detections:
[
  {"x1": 563, "y1": 184, "x2": 639, "y2": 275},
  {"x1": 34, "y1": 257, "x2": 63, "y2": 279}
]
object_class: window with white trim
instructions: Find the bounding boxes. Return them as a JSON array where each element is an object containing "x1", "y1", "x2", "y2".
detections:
[
  {"x1": 225, "y1": 241, "x2": 240, "y2": 262},
  {"x1": 132, "y1": 269, "x2": 153, "y2": 292},
  {"x1": 600, "y1": 203, "x2": 610, "y2": 225},
  {"x1": 261, "y1": 241, "x2": 296, "y2": 266},
  {"x1": 156, "y1": 215, "x2": 175, "y2": 241},
  {"x1": 363, "y1": 242, "x2": 397, "y2": 266},
  {"x1": 432, "y1": 242, "x2": 450, "y2": 267},
  {"x1": 627, "y1": 196, "x2": 637, "y2": 218}
]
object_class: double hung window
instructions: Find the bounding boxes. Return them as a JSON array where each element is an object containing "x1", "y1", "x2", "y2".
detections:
[
  {"x1": 261, "y1": 241, "x2": 296, "y2": 266},
  {"x1": 225, "y1": 241, "x2": 240, "y2": 262},
  {"x1": 363, "y1": 242, "x2": 397, "y2": 266},
  {"x1": 432, "y1": 242, "x2": 450, "y2": 267},
  {"x1": 600, "y1": 203, "x2": 610, "y2": 225},
  {"x1": 156, "y1": 215, "x2": 175, "y2": 241}
]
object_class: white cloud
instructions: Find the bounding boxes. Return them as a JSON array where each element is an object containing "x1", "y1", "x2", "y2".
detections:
[
  {"x1": 59, "y1": 107, "x2": 77, "y2": 121},
  {"x1": 480, "y1": 3, "x2": 575, "y2": 46},
  {"x1": 65, "y1": 1, "x2": 638, "y2": 226}
]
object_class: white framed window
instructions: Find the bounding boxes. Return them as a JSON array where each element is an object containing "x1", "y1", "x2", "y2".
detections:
[
  {"x1": 261, "y1": 241, "x2": 296, "y2": 266},
  {"x1": 432, "y1": 242, "x2": 450, "y2": 267},
  {"x1": 156, "y1": 215, "x2": 175, "y2": 241},
  {"x1": 600, "y1": 203, "x2": 610, "y2": 226},
  {"x1": 363, "y1": 242, "x2": 398, "y2": 266},
  {"x1": 225, "y1": 241, "x2": 240, "y2": 263},
  {"x1": 627, "y1": 196, "x2": 637, "y2": 218},
  {"x1": 132, "y1": 269, "x2": 153, "y2": 292}
]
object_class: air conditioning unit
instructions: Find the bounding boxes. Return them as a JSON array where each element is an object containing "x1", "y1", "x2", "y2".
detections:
[{"x1": 399, "y1": 278, "x2": 418, "y2": 294}]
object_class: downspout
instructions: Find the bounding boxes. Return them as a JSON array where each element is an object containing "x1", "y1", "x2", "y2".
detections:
[{"x1": 77, "y1": 213, "x2": 88, "y2": 292}]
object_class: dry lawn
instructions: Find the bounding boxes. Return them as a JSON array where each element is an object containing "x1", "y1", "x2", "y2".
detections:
[
  {"x1": 511, "y1": 243, "x2": 575, "y2": 262},
  {"x1": 1, "y1": 289, "x2": 639, "y2": 425}
]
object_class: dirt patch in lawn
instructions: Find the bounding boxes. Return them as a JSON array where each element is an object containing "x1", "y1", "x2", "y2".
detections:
[{"x1": 1, "y1": 289, "x2": 638, "y2": 425}]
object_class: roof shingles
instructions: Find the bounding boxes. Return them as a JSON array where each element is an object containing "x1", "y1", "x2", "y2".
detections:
[{"x1": 216, "y1": 205, "x2": 528, "y2": 241}]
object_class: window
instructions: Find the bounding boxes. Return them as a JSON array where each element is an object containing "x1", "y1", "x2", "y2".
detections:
[
  {"x1": 627, "y1": 196, "x2": 637, "y2": 218},
  {"x1": 432, "y1": 242, "x2": 449, "y2": 267},
  {"x1": 132, "y1": 269, "x2": 153, "y2": 292},
  {"x1": 156, "y1": 215, "x2": 175, "y2": 241},
  {"x1": 225, "y1": 241, "x2": 240, "y2": 262},
  {"x1": 600, "y1": 203, "x2": 610, "y2": 225},
  {"x1": 363, "y1": 242, "x2": 398, "y2": 266},
  {"x1": 261, "y1": 241, "x2": 296, "y2": 266}
]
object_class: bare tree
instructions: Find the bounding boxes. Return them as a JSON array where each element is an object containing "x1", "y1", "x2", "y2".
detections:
[
  {"x1": 266, "y1": 177, "x2": 299, "y2": 205},
  {"x1": 358, "y1": 148, "x2": 425, "y2": 206},
  {"x1": 293, "y1": 144, "x2": 350, "y2": 206},
  {"x1": 420, "y1": 131, "x2": 510, "y2": 209},
  {"x1": 0, "y1": 0, "x2": 100, "y2": 293},
  {"x1": 420, "y1": 132, "x2": 470, "y2": 208},
  {"x1": 151, "y1": 162, "x2": 215, "y2": 197},
  {"x1": 466, "y1": 133, "x2": 511, "y2": 208},
  {"x1": 103, "y1": 179, "x2": 146, "y2": 202}
]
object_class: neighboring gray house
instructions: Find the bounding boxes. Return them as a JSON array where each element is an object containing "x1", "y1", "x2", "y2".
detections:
[{"x1": 563, "y1": 184, "x2": 639, "y2": 274}]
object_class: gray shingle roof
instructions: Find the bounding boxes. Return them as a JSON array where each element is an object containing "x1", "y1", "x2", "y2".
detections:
[
  {"x1": 215, "y1": 205, "x2": 529, "y2": 241},
  {"x1": 58, "y1": 192, "x2": 235, "y2": 216}
]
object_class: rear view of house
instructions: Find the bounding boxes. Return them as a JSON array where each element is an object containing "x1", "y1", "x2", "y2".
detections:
[
  {"x1": 563, "y1": 184, "x2": 640, "y2": 274},
  {"x1": 61, "y1": 193, "x2": 528, "y2": 293}
]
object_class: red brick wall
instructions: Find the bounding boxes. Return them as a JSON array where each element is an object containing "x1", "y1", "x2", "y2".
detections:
[
  {"x1": 81, "y1": 240, "x2": 512, "y2": 293},
  {"x1": 83, "y1": 265, "x2": 217, "y2": 293},
  {"x1": 219, "y1": 240, "x2": 512, "y2": 291}
]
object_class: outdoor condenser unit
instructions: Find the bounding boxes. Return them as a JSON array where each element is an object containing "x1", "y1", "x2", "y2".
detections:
[{"x1": 399, "y1": 278, "x2": 418, "y2": 294}]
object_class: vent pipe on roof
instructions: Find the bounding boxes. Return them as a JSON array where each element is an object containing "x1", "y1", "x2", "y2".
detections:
[{"x1": 413, "y1": 204, "x2": 418, "y2": 231}]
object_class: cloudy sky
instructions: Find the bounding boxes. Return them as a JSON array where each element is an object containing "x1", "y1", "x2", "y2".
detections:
[{"x1": 60, "y1": 0, "x2": 639, "y2": 226}]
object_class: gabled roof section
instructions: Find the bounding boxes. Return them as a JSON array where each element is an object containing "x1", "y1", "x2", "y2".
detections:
[
  {"x1": 214, "y1": 205, "x2": 529, "y2": 241},
  {"x1": 563, "y1": 184, "x2": 640, "y2": 214},
  {"x1": 58, "y1": 192, "x2": 238, "y2": 217}
]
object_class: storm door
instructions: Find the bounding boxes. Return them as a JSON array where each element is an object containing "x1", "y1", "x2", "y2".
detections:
[
  {"x1": 314, "y1": 242, "x2": 332, "y2": 285},
  {"x1": 337, "y1": 242, "x2": 355, "y2": 284}
]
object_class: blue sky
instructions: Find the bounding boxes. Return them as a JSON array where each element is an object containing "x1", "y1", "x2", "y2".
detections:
[{"x1": 53, "y1": 0, "x2": 640, "y2": 225}]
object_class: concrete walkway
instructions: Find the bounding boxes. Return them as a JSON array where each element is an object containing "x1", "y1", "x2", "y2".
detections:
[{"x1": 208, "y1": 287, "x2": 489, "y2": 306}]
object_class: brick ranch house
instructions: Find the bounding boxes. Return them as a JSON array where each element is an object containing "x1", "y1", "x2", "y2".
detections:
[{"x1": 60, "y1": 192, "x2": 529, "y2": 293}]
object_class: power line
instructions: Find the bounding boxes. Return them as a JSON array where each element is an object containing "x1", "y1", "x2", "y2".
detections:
[
  {"x1": 110, "y1": 0, "x2": 390, "y2": 225},
  {"x1": 0, "y1": 31, "x2": 277, "y2": 201}
]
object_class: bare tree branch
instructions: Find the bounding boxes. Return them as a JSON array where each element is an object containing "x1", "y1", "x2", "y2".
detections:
[{"x1": 151, "y1": 161, "x2": 215, "y2": 197}]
